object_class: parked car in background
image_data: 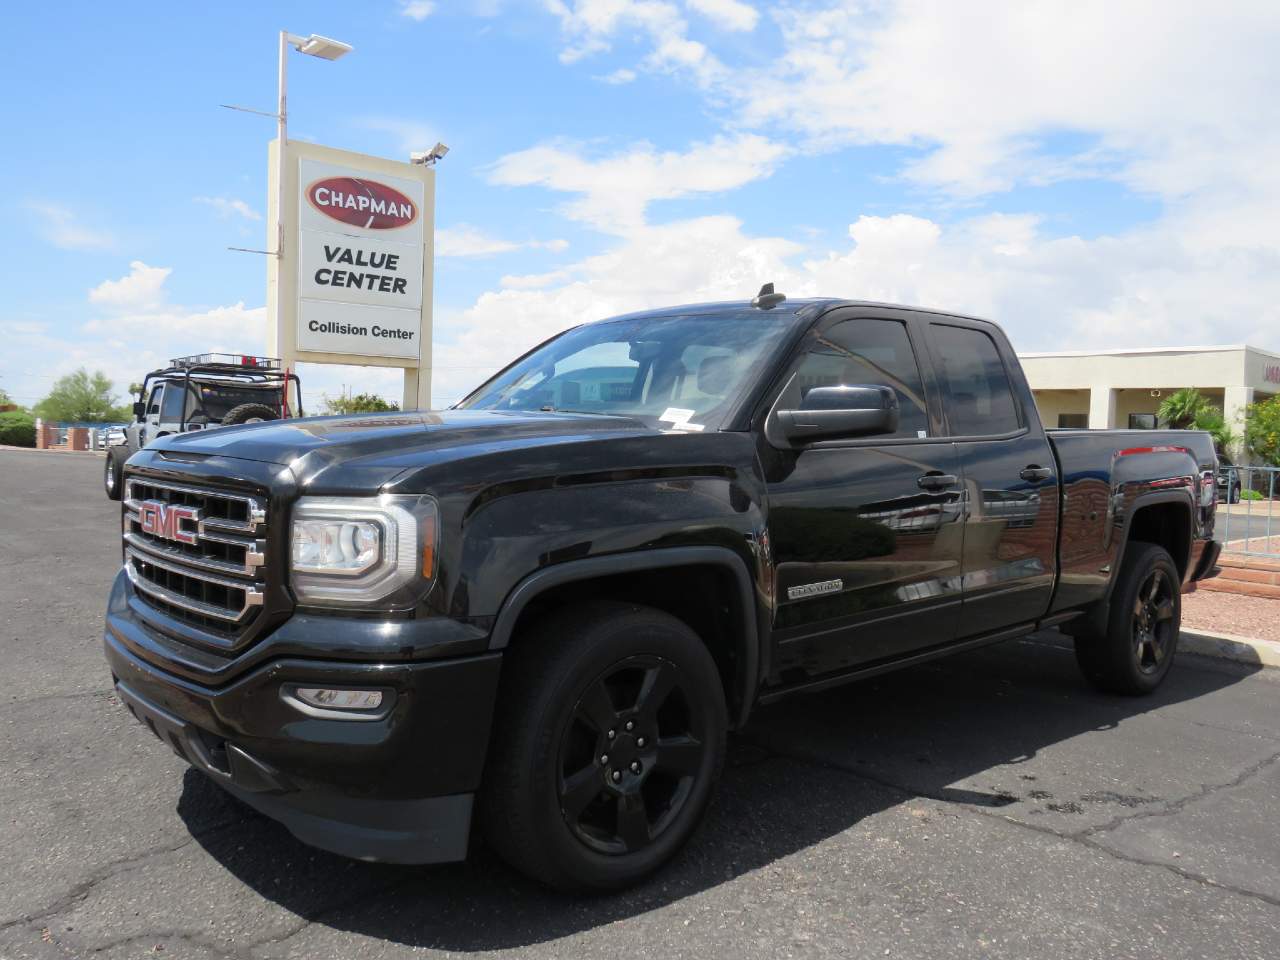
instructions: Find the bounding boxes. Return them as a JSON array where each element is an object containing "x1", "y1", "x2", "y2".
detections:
[
  {"x1": 104, "y1": 291, "x2": 1222, "y2": 890},
  {"x1": 1216, "y1": 453, "x2": 1242, "y2": 503},
  {"x1": 104, "y1": 354, "x2": 302, "y2": 500}
]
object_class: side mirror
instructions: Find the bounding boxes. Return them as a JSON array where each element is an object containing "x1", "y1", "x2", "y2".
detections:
[
  {"x1": 132, "y1": 401, "x2": 146, "y2": 420},
  {"x1": 776, "y1": 385, "x2": 900, "y2": 443}
]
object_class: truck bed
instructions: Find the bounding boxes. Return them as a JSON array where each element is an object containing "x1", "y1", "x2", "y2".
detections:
[{"x1": 1046, "y1": 428, "x2": 1217, "y2": 615}]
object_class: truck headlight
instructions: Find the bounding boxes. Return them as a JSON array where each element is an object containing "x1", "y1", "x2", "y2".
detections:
[{"x1": 290, "y1": 495, "x2": 437, "y2": 605}]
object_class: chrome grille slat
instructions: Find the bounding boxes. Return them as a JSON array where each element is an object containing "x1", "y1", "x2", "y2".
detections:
[
  {"x1": 121, "y1": 477, "x2": 270, "y2": 640},
  {"x1": 125, "y1": 548, "x2": 263, "y2": 622},
  {"x1": 123, "y1": 530, "x2": 263, "y2": 578}
]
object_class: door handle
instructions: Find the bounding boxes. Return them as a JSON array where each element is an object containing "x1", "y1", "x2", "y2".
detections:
[
  {"x1": 1020, "y1": 465, "x2": 1052, "y2": 482},
  {"x1": 917, "y1": 472, "x2": 958, "y2": 491}
]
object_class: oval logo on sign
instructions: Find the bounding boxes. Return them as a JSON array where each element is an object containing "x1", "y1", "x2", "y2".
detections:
[{"x1": 306, "y1": 177, "x2": 418, "y2": 230}]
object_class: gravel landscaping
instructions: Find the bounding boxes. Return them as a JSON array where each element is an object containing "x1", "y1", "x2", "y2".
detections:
[{"x1": 1183, "y1": 589, "x2": 1280, "y2": 643}]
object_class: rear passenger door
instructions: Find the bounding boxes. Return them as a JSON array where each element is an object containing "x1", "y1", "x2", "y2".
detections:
[{"x1": 926, "y1": 320, "x2": 1059, "y2": 638}]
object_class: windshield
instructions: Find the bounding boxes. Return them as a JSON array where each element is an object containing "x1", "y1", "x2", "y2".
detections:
[
  {"x1": 457, "y1": 312, "x2": 794, "y2": 430},
  {"x1": 190, "y1": 384, "x2": 282, "y2": 421}
]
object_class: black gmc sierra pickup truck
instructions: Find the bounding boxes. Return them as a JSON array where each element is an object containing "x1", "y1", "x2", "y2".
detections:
[{"x1": 104, "y1": 293, "x2": 1222, "y2": 890}]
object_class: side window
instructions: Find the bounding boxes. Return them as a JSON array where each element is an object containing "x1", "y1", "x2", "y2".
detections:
[
  {"x1": 930, "y1": 324, "x2": 1021, "y2": 436},
  {"x1": 780, "y1": 318, "x2": 929, "y2": 439},
  {"x1": 161, "y1": 384, "x2": 187, "y2": 421},
  {"x1": 147, "y1": 385, "x2": 163, "y2": 416}
]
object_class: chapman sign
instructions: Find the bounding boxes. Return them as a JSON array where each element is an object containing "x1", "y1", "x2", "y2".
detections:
[
  {"x1": 267, "y1": 140, "x2": 435, "y2": 408},
  {"x1": 296, "y1": 158, "x2": 426, "y2": 360}
]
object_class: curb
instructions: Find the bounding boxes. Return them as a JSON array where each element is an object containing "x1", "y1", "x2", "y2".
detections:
[
  {"x1": 0, "y1": 444, "x2": 104, "y2": 456},
  {"x1": 1179, "y1": 629, "x2": 1280, "y2": 669}
]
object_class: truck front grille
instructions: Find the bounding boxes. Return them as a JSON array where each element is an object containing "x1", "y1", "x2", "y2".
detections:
[{"x1": 123, "y1": 478, "x2": 268, "y2": 646}]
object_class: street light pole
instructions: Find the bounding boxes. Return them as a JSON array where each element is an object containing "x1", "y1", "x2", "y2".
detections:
[{"x1": 276, "y1": 30, "x2": 290, "y2": 263}]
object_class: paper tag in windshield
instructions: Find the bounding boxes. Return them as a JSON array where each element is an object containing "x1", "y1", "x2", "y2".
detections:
[{"x1": 659, "y1": 407, "x2": 705, "y2": 432}]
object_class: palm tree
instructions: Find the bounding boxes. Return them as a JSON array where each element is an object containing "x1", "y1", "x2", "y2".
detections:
[
  {"x1": 1192, "y1": 408, "x2": 1238, "y2": 452},
  {"x1": 1157, "y1": 388, "x2": 1209, "y2": 429}
]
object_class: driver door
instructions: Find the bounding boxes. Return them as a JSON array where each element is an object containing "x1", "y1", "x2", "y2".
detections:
[
  {"x1": 760, "y1": 311, "x2": 965, "y2": 684},
  {"x1": 138, "y1": 383, "x2": 164, "y2": 448}
]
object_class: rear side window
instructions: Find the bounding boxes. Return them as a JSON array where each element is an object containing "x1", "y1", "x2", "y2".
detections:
[
  {"x1": 781, "y1": 318, "x2": 929, "y2": 439},
  {"x1": 931, "y1": 324, "x2": 1021, "y2": 436}
]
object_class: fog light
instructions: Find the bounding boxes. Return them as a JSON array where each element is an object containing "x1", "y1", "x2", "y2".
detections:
[{"x1": 294, "y1": 687, "x2": 383, "y2": 711}]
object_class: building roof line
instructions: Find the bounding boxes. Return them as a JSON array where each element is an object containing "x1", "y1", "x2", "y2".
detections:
[{"x1": 1018, "y1": 344, "x2": 1280, "y2": 361}]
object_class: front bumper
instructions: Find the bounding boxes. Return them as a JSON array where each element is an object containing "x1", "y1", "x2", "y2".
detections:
[{"x1": 104, "y1": 609, "x2": 503, "y2": 864}]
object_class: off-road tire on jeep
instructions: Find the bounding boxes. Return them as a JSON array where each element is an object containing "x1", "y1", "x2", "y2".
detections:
[
  {"x1": 1074, "y1": 542, "x2": 1180, "y2": 696},
  {"x1": 479, "y1": 601, "x2": 727, "y2": 891},
  {"x1": 221, "y1": 403, "x2": 279, "y2": 426},
  {"x1": 104, "y1": 450, "x2": 123, "y2": 501}
]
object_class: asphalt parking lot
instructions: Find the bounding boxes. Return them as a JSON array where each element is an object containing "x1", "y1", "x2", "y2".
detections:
[{"x1": 2, "y1": 448, "x2": 1279, "y2": 960}]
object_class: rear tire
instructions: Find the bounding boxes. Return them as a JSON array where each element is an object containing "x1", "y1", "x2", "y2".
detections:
[
  {"x1": 480, "y1": 601, "x2": 727, "y2": 891},
  {"x1": 1074, "y1": 542, "x2": 1180, "y2": 695},
  {"x1": 104, "y1": 451, "x2": 123, "y2": 501},
  {"x1": 221, "y1": 403, "x2": 279, "y2": 426}
]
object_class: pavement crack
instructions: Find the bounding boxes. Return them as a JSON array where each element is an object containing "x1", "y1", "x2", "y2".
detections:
[
  {"x1": 1080, "y1": 747, "x2": 1280, "y2": 839},
  {"x1": 0, "y1": 819, "x2": 243, "y2": 932},
  {"x1": 737, "y1": 735, "x2": 1280, "y2": 911}
]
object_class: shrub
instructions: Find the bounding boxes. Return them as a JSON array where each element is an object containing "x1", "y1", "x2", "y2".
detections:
[
  {"x1": 1246, "y1": 395, "x2": 1280, "y2": 467},
  {"x1": 1240, "y1": 489, "x2": 1265, "y2": 501},
  {"x1": 0, "y1": 409, "x2": 36, "y2": 447},
  {"x1": 321, "y1": 392, "x2": 400, "y2": 415}
]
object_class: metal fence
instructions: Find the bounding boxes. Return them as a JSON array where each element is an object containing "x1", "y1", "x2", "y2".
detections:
[{"x1": 1219, "y1": 465, "x2": 1280, "y2": 558}]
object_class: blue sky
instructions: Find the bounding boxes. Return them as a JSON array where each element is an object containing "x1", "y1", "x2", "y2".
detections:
[{"x1": 3, "y1": 1, "x2": 1278, "y2": 409}]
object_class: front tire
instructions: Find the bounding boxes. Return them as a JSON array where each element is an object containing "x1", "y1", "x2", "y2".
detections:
[
  {"x1": 480, "y1": 601, "x2": 727, "y2": 891},
  {"x1": 104, "y1": 451, "x2": 123, "y2": 501},
  {"x1": 1074, "y1": 542, "x2": 1180, "y2": 695}
]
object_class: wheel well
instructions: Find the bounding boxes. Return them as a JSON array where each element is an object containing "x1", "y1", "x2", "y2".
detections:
[
  {"x1": 1125, "y1": 501, "x2": 1191, "y2": 579},
  {"x1": 504, "y1": 563, "x2": 748, "y2": 724}
]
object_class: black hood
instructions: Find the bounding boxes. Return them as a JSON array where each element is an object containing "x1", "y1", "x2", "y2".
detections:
[{"x1": 150, "y1": 409, "x2": 658, "y2": 488}]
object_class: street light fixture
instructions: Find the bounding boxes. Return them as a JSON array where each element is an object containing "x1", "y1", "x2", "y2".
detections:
[
  {"x1": 293, "y1": 34, "x2": 353, "y2": 60},
  {"x1": 275, "y1": 31, "x2": 353, "y2": 259}
]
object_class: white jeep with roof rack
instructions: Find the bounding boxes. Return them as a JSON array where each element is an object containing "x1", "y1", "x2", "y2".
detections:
[{"x1": 103, "y1": 354, "x2": 303, "y2": 501}]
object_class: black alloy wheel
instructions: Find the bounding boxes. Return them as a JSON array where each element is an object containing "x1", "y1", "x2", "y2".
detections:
[
  {"x1": 1074, "y1": 541, "x2": 1180, "y2": 695},
  {"x1": 557, "y1": 655, "x2": 706, "y2": 856},
  {"x1": 1131, "y1": 567, "x2": 1175, "y2": 675},
  {"x1": 480, "y1": 601, "x2": 726, "y2": 891}
]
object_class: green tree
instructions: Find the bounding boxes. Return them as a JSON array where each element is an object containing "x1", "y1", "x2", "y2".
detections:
[
  {"x1": 1157, "y1": 388, "x2": 1210, "y2": 429},
  {"x1": 1245, "y1": 395, "x2": 1280, "y2": 466},
  {"x1": 33, "y1": 369, "x2": 129, "y2": 423},
  {"x1": 321, "y1": 391, "x2": 400, "y2": 415}
]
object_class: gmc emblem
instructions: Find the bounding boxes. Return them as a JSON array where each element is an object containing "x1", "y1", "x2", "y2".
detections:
[{"x1": 138, "y1": 500, "x2": 200, "y2": 545}]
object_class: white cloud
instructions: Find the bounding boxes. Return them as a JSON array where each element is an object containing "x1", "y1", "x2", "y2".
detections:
[
  {"x1": 26, "y1": 202, "x2": 115, "y2": 251},
  {"x1": 428, "y1": 204, "x2": 1280, "y2": 406},
  {"x1": 729, "y1": 2, "x2": 1280, "y2": 205},
  {"x1": 88, "y1": 261, "x2": 172, "y2": 311},
  {"x1": 546, "y1": 0, "x2": 725, "y2": 84},
  {"x1": 398, "y1": 1, "x2": 435, "y2": 21},
  {"x1": 686, "y1": 0, "x2": 758, "y2": 32},
  {"x1": 597, "y1": 67, "x2": 637, "y2": 84},
  {"x1": 194, "y1": 196, "x2": 262, "y2": 221},
  {"x1": 436, "y1": 224, "x2": 570, "y2": 258},
  {"x1": 355, "y1": 116, "x2": 437, "y2": 156},
  {"x1": 488, "y1": 134, "x2": 788, "y2": 232},
  {"x1": 430, "y1": 213, "x2": 802, "y2": 402}
]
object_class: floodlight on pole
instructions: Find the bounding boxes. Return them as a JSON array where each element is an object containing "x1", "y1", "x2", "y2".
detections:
[{"x1": 274, "y1": 31, "x2": 353, "y2": 260}]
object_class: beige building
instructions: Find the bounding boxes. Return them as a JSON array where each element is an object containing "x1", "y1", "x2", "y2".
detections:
[{"x1": 1019, "y1": 344, "x2": 1280, "y2": 456}]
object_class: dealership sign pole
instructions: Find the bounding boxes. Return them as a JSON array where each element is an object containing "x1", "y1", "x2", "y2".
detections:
[{"x1": 266, "y1": 139, "x2": 435, "y2": 410}]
